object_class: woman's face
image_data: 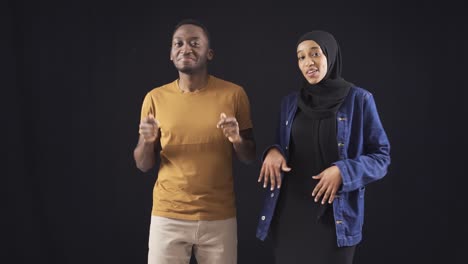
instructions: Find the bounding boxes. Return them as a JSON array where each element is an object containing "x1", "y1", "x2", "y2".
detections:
[{"x1": 297, "y1": 40, "x2": 328, "y2": 84}]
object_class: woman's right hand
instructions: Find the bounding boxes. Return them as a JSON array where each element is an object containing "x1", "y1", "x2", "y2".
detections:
[{"x1": 258, "y1": 148, "x2": 291, "y2": 190}]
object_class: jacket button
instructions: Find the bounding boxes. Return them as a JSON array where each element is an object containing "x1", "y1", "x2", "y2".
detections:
[
  {"x1": 285, "y1": 146, "x2": 288, "y2": 150},
  {"x1": 261, "y1": 216, "x2": 266, "y2": 220},
  {"x1": 338, "y1": 117, "x2": 347, "y2": 121},
  {"x1": 338, "y1": 142, "x2": 344, "y2": 147},
  {"x1": 336, "y1": 220, "x2": 343, "y2": 224},
  {"x1": 285, "y1": 120, "x2": 289, "y2": 126},
  {"x1": 271, "y1": 193, "x2": 275, "y2": 198}
]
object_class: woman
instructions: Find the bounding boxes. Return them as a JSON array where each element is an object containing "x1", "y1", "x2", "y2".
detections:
[{"x1": 256, "y1": 31, "x2": 390, "y2": 263}]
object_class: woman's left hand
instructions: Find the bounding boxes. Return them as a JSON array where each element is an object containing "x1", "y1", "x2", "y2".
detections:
[{"x1": 312, "y1": 165, "x2": 343, "y2": 204}]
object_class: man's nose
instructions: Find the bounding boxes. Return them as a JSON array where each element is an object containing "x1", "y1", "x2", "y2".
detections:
[{"x1": 182, "y1": 45, "x2": 193, "y2": 54}]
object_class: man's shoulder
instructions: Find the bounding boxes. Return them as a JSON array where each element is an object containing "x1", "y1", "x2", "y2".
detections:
[
  {"x1": 146, "y1": 80, "x2": 177, "y2": 96},
  {"x1": 210, "y1": 75, "x2": 244, "y2": 92}
]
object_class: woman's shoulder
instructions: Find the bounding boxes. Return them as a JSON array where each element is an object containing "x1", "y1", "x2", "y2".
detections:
[
  {"x1": 280, "y1": 91, "x2": 299, "y2": 104},
  {"x1": 348, "y1": 86, "x2": 373, "y2": 98},
  {"x1": 345, "y1": 86, "x2": 378, "y2": 106}
]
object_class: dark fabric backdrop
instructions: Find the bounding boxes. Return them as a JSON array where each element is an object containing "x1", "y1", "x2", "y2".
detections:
[{"x1": 5, "y1": 1, "x2": 465, "y2": 263}]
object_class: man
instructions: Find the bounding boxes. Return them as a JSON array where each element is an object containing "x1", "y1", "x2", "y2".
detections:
[{"x1": 133, "y1": 19, "x2": 256, "y2": 264}]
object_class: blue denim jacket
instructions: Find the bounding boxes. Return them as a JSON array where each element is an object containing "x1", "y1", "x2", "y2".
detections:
[{"x1": 256, "y1": 87, "x2": 391, "y2": 247}]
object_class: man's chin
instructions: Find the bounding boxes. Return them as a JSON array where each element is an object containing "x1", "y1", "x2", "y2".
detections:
[
  {"x1": 175, "y1": 63, "x2": 205, "y2": 74},
  {"x1": 178, "y1": 67, "x2": 195, "y2": 74}
]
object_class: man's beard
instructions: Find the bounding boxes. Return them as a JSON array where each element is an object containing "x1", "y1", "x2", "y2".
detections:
[
  {"x1": 177, "y1": 66, "x2": 196, "y2": 74},
  {"x1": 174, "y1": 59, "x2": 206, "y2": 74}
]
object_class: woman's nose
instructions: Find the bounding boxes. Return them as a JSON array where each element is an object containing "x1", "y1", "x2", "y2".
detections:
[{"x1": 305, "y1": 57, "x2": 315, "y2": 66}]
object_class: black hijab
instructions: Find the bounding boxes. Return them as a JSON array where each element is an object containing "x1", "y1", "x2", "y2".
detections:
[{"x1": 296, "y1": 31, "x2": 353, "y2": 119}]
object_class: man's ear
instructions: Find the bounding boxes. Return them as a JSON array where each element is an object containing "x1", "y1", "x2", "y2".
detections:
[{"x1": 207, "y1": 49, "x2": 214, "y2": 61}]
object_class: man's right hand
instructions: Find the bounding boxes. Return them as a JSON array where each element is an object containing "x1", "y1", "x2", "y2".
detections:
[
  {"x1": 258, "y1": 148, "x2": 291, "y2": 190},
  {"x1": 139, "y1": 114, "x2": 160, "y2": 144}
]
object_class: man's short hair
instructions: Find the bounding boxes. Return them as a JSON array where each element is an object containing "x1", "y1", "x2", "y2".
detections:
[{"x1": 173, "y1": 19, "x2": 211, "y2": 48}]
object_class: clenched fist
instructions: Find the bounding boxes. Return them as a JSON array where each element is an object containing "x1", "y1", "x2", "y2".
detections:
[
  {"x1": 216, "y1": 112, "x2": 241, "y2": 143},
  {"x1": 139, "y1": 114, "x2": 160, "y2": 144}
]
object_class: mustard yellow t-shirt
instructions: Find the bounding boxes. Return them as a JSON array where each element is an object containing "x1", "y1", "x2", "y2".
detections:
[{"x1": 140, "y1": 75, "x2": 253, "y2": 220}]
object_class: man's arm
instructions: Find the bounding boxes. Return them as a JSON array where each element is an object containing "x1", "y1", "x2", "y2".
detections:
[
  {"x1": 233, "y1": 128, "x2": 256, "y2": 164},
  {"x1": 217, "y1": 113, "x2": 256, "y2": 164},
  {"x1": 133, "y1": 114, "x2": 160, "y2": 172}
]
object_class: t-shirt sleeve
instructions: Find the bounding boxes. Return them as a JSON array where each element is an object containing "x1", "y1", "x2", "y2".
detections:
[
  {"x1": 235, "y1": 87, "x2": 253, "y2": 130},
  {"x1": 140, "y1": 92, "x2": 156, "y2": 121}
]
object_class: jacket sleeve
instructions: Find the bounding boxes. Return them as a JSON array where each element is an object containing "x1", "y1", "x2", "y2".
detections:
[
  {"x1": 333, "y1": 93, "x2": 391, "y2": 192},
  {"x1": 261, "y1": 99, "x2": 287, "y2": 162}
]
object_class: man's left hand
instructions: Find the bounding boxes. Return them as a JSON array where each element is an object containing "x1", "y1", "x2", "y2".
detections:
[{"x1": 216, "y1": 112, "x2": 241, "y2": 143}]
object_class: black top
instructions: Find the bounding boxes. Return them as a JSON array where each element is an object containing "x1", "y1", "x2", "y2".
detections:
[
  {"x1": 275, "y1": 108, "x2": 338, "y2": 223},
  {"x1": 271, "y1": 109, "x2": 356, "y2": 263}
]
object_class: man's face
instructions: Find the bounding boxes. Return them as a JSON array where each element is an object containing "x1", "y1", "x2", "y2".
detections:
[{"x1": 170, "y1": 24, "x2": 213, "y2": 74}]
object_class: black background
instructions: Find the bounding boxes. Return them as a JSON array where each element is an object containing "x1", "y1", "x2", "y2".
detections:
[{"x1": 5, "y1": 0, "x2": 466, "y2": 263}]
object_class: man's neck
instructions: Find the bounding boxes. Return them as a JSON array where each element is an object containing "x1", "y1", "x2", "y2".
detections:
[{"x1": 178, "y1": 70, "x2": 209, "y2": 93}]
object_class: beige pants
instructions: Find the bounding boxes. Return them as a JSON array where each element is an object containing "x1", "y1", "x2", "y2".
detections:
[{"x1": 147, "y1": 216, "x2": 237, "y2": 264}]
